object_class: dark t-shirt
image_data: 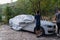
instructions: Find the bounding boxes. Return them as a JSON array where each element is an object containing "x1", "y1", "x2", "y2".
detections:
[
  {"x1": 35, "y1": 14, "x2": 40, "y2": 26},
  {"x1": 56, "y1": 13, "x2": 60, "y2": 23}
]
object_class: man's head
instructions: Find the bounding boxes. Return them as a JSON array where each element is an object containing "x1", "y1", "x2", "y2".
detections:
[
  {"x1": 36, "y1": 10, "x2": 40, "y2": 15},
  {"x1": 58, "y1": 8, "x2": 60, "y2": 13}
]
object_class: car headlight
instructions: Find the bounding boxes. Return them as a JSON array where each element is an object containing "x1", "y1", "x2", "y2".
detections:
[
  {"x1": 47, "y1": 25, "x2": 52, "y2": 28},
  {"x1": 47, "y1": 25, "x2": 56, "y2": 28}
]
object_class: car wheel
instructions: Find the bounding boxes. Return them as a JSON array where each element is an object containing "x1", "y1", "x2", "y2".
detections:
[{"x1": 34, "y1": 27, "x2": 45, "y2": 36}]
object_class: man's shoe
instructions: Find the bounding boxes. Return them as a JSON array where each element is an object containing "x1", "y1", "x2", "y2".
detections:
[
  {"x1": 57, "y1": 36, "x2": 60, "y2": 38},
  {"x1": 37, "y1": 36, "x2": 40, "y2": 38},
  {"x1": 57, "y1": 34, "x2": 60, "y2": 38}
]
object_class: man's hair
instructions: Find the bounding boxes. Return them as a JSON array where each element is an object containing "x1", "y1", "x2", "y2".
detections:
[
  {"x1": 36, "y1": 10, "x2": 40, "y2": 15},
  {"x1": 58, "y1": 8, "x2": 60, "y2": 11},
  {"x1": 37, "y1": 11, "x2": 39, "y2": 13}
]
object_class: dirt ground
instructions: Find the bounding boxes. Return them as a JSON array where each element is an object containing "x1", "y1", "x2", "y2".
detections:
[{"x1": 0, "y1": 25, "x2": 60, "y2": 40}]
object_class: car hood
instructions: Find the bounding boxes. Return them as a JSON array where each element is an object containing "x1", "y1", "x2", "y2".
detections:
[{"x1": 41, "y1": 20, "x2": 55, "y2": 26}]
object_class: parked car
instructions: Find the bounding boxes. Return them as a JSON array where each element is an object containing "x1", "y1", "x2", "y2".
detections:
[{"x1": 9, "y1": 14, "x2": 56, "y2": 35}]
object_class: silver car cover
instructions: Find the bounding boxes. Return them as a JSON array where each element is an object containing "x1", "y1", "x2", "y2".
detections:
[{"x1": 9, "y1": 14, "x2": 35, "y2": 30}]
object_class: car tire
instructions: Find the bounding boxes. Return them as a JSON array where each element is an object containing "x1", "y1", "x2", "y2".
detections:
[{"x1": 34, "y1": 27, "x2": 45, "y2": 36}]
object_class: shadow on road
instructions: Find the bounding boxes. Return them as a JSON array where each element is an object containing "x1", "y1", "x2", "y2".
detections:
[{"x1": 18, "y1": 29, "x2": 58, "y2": 38}]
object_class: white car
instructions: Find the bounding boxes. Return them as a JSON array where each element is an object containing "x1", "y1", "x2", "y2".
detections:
[{"x1": 9, "y1": 14, "x2": 56, "y2": 35}]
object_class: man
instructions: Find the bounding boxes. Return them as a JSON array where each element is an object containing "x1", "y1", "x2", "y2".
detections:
[
  {"x1": 34, "y1": 10, "x2": 41, "y2": 37},
  {"x1": 55, "y1": 8, "x2": 60, "y2": 37}
]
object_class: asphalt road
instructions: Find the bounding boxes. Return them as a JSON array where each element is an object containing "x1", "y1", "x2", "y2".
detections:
[{"x1": 0, "y1": 25, "x2": 60, "y2": 40}]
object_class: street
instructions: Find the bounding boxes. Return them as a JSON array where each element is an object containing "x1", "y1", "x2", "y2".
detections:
[{"x1": 0, "y1": 25, "x2": 60, "y2": 40}]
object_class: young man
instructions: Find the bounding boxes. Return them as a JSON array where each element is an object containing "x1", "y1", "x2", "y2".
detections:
[
  {"x1": 34, "y1": 11, "x2": 41, "y2": 37},
  {"x1": 55, "y1": 8, "x2": 60, "y2": 37}
]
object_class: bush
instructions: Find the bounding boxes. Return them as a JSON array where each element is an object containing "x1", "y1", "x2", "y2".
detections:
[{"x1": 2, "y1": 6, "x2": 15, "y2": 23}]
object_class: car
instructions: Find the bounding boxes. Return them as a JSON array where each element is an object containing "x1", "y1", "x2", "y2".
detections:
[{"x1": 9, "y1": 14, "x2": 56, "y2": 36}]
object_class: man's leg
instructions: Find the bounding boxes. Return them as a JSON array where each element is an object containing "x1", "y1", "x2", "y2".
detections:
[
  {"x1": 57, "y1": 23, "x2": 59, "y2": 34},
  {"x1": 34, "y1": 25, "x2": 41, "y2": 38},
  {"x1": 58, "y1": 23, "x2": 60, "y2": 34},
  {"x1": 57, "y1": 23, "x2": 60, "y2": 37}
]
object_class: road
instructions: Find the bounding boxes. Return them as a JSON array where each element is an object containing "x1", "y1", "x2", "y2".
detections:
[{"x1": 0, "y1": 25, "x2": 60, "y2": 40}]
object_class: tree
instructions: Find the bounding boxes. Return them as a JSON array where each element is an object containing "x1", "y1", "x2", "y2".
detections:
[
  {"x1": 2, "y1": 5, "x2": 14, "y2": 23},
  {"x1": 15, "y1": 0, "x2": 60, "y2": 16}
]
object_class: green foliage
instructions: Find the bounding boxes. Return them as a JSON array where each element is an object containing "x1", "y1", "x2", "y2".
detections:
[
  {"x1": 16, "y1": 0, "x2": 60, "y2": 16},
  {"x1": 2, "y1": 6, "x2": 15, "y2": 23},
  {"x1": 1, "y1": 0, "x2": 60, "y2": 23},
  {"x1": 16, "y1": 0, "x2": 34, "y2": 15}
]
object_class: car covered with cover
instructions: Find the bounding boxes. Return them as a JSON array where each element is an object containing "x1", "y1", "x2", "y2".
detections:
[{"x1": 9, "y1": 14, "x2": 56, "y2": 35}]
